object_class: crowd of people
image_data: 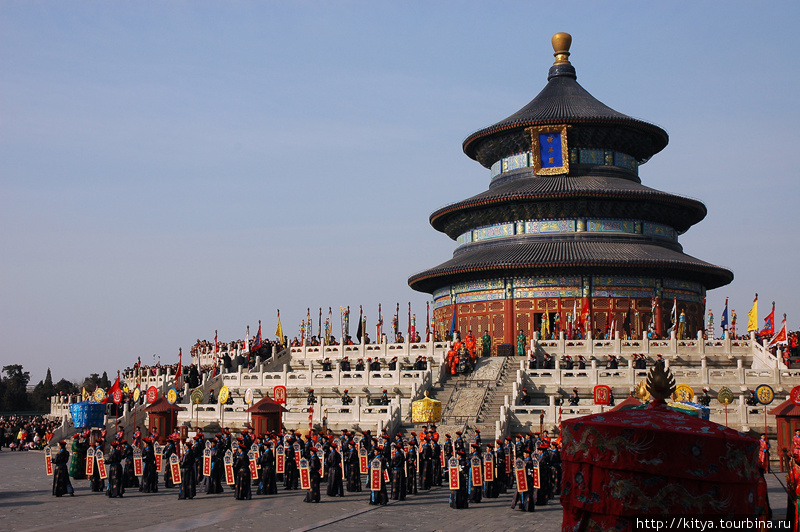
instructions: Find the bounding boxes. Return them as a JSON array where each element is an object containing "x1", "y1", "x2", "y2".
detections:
[
  {"x1": 0, "y1": 415, "x2": 62, "y2": 451},
  {"x1": 49, "y1": 423, "x2": 562, "y2": 513}
]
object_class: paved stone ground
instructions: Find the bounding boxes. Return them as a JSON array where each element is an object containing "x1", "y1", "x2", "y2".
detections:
[{"x1": 0, "y1": 450, "x2": 790, "y2": 531}]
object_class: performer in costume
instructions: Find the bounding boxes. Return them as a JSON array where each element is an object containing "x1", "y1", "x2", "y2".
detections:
[
  {"x1": 68, "y1": 434, "x2": 87, "y2": 480},
  {"x1": 304, "y1": 452, "x2": 322, "y2": 503},
  {"x1": 140, "y1": 437, "x2": 158, "y2": 493},
  {"x1": 494, "y1": 440, "x2": 507, "y2": 494},
  {"x1": 123, "y1": 440, "x2": 139, "y2": 488},
  {"x1": 468, "y1": 443, "x2": 482, "y2": 503},
  {"x1": 368, "y1": 449, "x2": 388, "y2": 506},
  {"x1": 52, "y1": 440, "x2": 73, "y2": 497},
  {"x1": 326, "y1": 443, "x2": 344, "y2": 497},
  {"x1": 511, "y1": 448, "x2": 536, "y2": 512},
  {"x1": 483, "y1": 444, "x2": 498, "y2": 498},
  {"x1": 517, "y1": 329, "x2": 526, "y2": 356},
  {"x1": 481, "y1": 331, "x2": 491, "y2": 357},
  {"x1": 89, "y1": 439, "x2": 106, "y2": 492},
  {"x1": 759, "y1": 433, "x2": 770, "y2": 473},
  {"x1": 106, "y1": 441, "x2": 125, "y2": 498},
  {"x1": 390, "y1": 443, "x2": 406, "y2": 500},
  {"x1": 535, "y1": 443, "x2": 551, "y2": 505},
  {"x1": 549, "y1": 440, "x2": 562, "y2": 495},
  {"x1": 345, "y1": 440, "x2": 361, "y2": 492},
  {"x1": 163, "y1": 436, "x2": 177, "y2": 488},
  {"x1": 419, "y1": 437, "x2": 433, "y2": 490},
  {"x1": 207, "y1": 438, "x2": 225, "y2": 494},
  {"x1": 178, "y1": 439, "x2": 196, "y2": 500},
  {"x1": 257, "y1": 440, "x2": 277, "y2": 495},
  {"x1": 233, "y1": 443, "x2": 252, "y2": 500},
  {"x1": 449, "y1": 450, "x2": 469, "y2": 509},
  {"x1": 406, "y1": 443, "x2": 418, "y2": 495},
  {"x1": 284, "y1": 440, "x2": 298, "y2": 490}
]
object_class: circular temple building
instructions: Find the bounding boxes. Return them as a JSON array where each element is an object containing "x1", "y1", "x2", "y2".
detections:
[{"x1": 409, "y1": 33, "x2": 732, "y2": 352}]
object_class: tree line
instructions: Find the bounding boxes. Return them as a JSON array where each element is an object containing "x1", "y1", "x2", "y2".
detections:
[{"x1": 0, "y1": 365, "x2": 113, "y2": 413}]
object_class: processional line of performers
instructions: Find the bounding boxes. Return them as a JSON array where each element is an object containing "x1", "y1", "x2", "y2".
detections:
[{"x1": 48, "y1": 424, "x2": 565, "y2": 515}]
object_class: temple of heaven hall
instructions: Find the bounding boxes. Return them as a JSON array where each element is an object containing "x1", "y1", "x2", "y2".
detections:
[{"x1": 409, "y1": 33, "x2": 733, "y2": 353}]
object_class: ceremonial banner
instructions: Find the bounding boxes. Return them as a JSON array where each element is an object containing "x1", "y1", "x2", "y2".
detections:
[
  {"x1": 170, "y1": 454, "x2": 181, "y2": 484},
  {"x1": 484, "y1": 452, "x2": 494, "y2": 482},
  {"x1": 317, "y1": 450, "x2": 324, "y2": 477},
  {"x1": 133, "y1": 447, "x2": 143, "y2": 476},
  {"x1": 146, "y1": 386, "x2": 158, "y2": 404},
  {"x1": 448, "y1": 457, "x2": 460, "y2": 489},
  {"x1": 299, "y1": 458, "x2": 311, "y2": 490},
  {"x1": 514, "y1": 459, "x2": 527, "y2": 491},
  {"x1": 273, "y1": 385, "x2": 287, "y2": 404},
  {"x1": 384, "y1": 469, "x2": 389, "y2": 484},
  {"x1": 44, "y1": 447, "x2": 53, "y2": 476},
  {"x1": 133, "y1": 387, "x2": 141, "y2": 403},
  {"x1": 96, "y1": 450, "x2": 107, "y2": 479},
  {"x1": 293, "y1": 443, "x2": 301, "y2": 464},
  {"x1": 593, "y1": 385, "x2": 612, "y2": 405},
  {"x1": 276, "y1": 446, "x2": 285, "y2": 474},
  {"x1": 166, "y1": 387, "x2": 178, "y2": 405},
  {"x1": 154, "y1": 444, "x2": 163, "y2": 472},
  {"x1": 86, "y1": 447, "x2": 95, "y2": 477},
  {"x1": 251, "y1": 443, "x2": 260, "y2": 461},
  {"x1": 440, "y1": 448, "x2": 446, "y2": 468},
  {"x1": 370, "y1": 458, "x2": 382, "y2": 491},
  {"x1": 505, "y1": 452, "x2": 511, "y2": 474},
  {"x1": 471, "y1": 456, "x2": 483, "y2": 486},
  {"x1": 93, "y1": 388, "x2": 106, "y2": 403},
  {"x1": 112, "y1": 388, "x2": 123, "y2": 405},
  {"x1": 224, "y1": 451, "x2": 234, "y2": 485},
  {"x1": 218, "y1": 386, "x2": 230, "y2": 404},
  {"x1": 203, "y1": 449, "x2": 211, "y2": 477},
  {"x1": 359, "y1": 448, "x2": 368, "y2": 474},
  {"x1": 249, "y1": 451, "x2": 259, "y2": 480},
  {"x1": 531, "y1": 457, "x2": 541, "y2": 489},
  {"x1": 675, "y1": 384, "x2": 695, "y2": 402}
]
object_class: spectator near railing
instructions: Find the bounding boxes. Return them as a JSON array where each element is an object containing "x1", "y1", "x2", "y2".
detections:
[{"x1": 0, "y1": 414, "x2": 62, "y2": 450}]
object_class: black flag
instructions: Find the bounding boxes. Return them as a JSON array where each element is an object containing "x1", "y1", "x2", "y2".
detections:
[{"x1": 356, "y1": 305, "x2": 363, "y2": 342}]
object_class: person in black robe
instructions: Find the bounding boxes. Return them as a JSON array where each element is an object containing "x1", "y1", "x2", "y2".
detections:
[
  {"x1": 178, "y1": 440, "x2": 196, "y2": 500},
  {"x1": 284, "y1": 442, "x2": 298, "y2": 490},
  {"x1": 106, "y1": 442, "x2": 125, "y2": 498},
  {"x1": 448, "y1": 451, "x2": 469, "y2": 509},
  {"x1": 122, "y1": 441, "x2": 139, "y2": 488},
  {"x1": 89, "y1": 440, "x2": 106, "y2": 492},
  {"x1": 511, "y1": 449, "x2": 536, "y2": 512},
  {"x1": 207, "y1": 438, "x2": 225, "y2": 494},
  {"x1": 432, "y1": 439, "x2": 443, "y2": 487},
  {"x1": 304, "y1": 453, "x2": 321, "y2": 503},
  {"x1": 52, "y1": 440, "x2": 73, "y2": 497},
  {"x1": 494, "y1": 441, "x2": 507, "y2": 495},
  {"x1": 345, "y1": 441, "x2": 361, "y2": 492},
  {"x1": 419, "y1": 439, "x2": 433, "y2": 490},
  {"x1": 326, "y1": 444, "x2": 344, "y2": 497},
  {"x1": 405, "y1": 444, "x2": 418, "y2": 495},
  {"x1": 548, "y1": 441, "x2": 562, "y2": 495},
  {"x1": 535, "y1": 445, "x2": 551, "y2": 505},
  {"x1": 368, "y1": 450, "x2": 388, "y2": 506},
  {"x1": 140, "y1": 437, "x2": 158, "y2": 493},
  {"x1": 468, "y1": 445, "x2": 483, "y2": 503},
  {"x1": 233, "y1": 444, "x2": 252, "y2": 500},
  {"x1": 483, "y1": 445, "x2": 498, "y2": 498},
  {"x1": 390, "y1": 444, "x2": 406, "y2": 500},
  {"x1": 163, "y1": 438, "x2": 177, "y2": 488},
  {"x1": 256, "y1": 441, "x2": 276, "y2": 495}
]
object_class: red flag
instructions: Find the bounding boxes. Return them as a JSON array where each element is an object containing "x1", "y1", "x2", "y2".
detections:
[
  {"x1": 252, "y1": 321, "x2": 263, "y2": 351},
  {"x1": 174, "y1": 348, "x2": 182, "y2": 388},
  {"x1": 580, "y1": 298, "x2": 590, "y2": 332},
  {"x1": 768, "y1": 315, "x2": 788, "y2": 347},
  {"x1": 213, "y1": 330, "x2": 218, "y2": 376},
  {"x1": 760, "y1": 302, "x2": 775, "y2": 337},
  {"x1": 104, "y1": 376, "x2": 122, "y2": 404}
]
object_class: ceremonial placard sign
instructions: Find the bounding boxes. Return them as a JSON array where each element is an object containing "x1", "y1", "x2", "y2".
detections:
[
  {"x1": 86, "y1": 447, "x2": 95, "y2": 477},
  {"x1": 206, "y1": 440, "x2": 212, "y2": 450},
  {"x1": 276, "y1": 446, "x2": 285, "y2": 474},
  {"x1": 218, "y1": 386, "x2": 230, "y2": 404},
  {"x1": 191, "y1": 388, "x2": 204, "y2": 405},
  {"x1": 317, "y1": 450, "x2": 325, "y2": 477},
  {"x1": 384, "y1": 468, "x2": 390, "y2": 484},
  {"x1": 717, "y1": 386, "x2": 734, "y2": 405},
  {"x1": 528, "y1": 124, "x2": 569, "y2": 176},
  {"x1": 251, "y1": 442, "x2": 260, "y2": 461},
  {"x1": 244, "y1": 388, "x2": 254, "y2": 405},
  {"x1": 249, "y1": 451, "x2": 259, "y2": 480},
  {"x1": 154, "y1": 443, "x2": 163, "y2": 472},
  {"x1": 146, "y1": 386, "x2": 158, "y2": 404},
  {"x1": 484, "y1": 452, "x2": 494, "y2": 482},
  {"x1": 370, "y1": 458, "x2": 382, "y2": 491},
  {"x1": 593, "y1": 385, "x2": 612, "y2": 406},
  {"x1": 359, "y1": 447, "x2": 368, "y2": 474},
  {"x1": 448, "y1": 457, "x2": 460, "y2": 489},
  {"x1": 170, "y1": 454, "x2": 181, "y2": 484},
  {"x1": 531, "y1": 457, "x2": 541, "y2": 489},
  {"x1": 44, "y1": 446, "x2": 53, "y2": 476},
  {"x1": 133, "y1": 447, "x2": 143, "y2": 476},
  {"x1": 514, "y1": 459, "x2": 527, "y2": 491},
  {"x1": 353, "y1": 435, "x2": 361, "y2": 446},
  {"x1": 791, "y1": 386, "x2": 800, "y2": 406},
  {"x1": 133, "y1": 387, "x2": 141, "y2": 403},
  {"x1": 471, "y1": 456, "x2": 483, "y2": 487},
  {"x1": 93, "y1": 388, "x2": 106, "y2": 403},
  {"x1": 440, "y1": 448, "x2": 446, "y2": 468},
  {"x1": 299, "y1": 458, "x2": 311, "y2": 490},
  {"x1": 112, "y1": 388, "x2": 123, "y2": 405},
  {"x1": 273, "y1": 385, "x2": 287, "y2": 404},
  {"x1": 96, "y1": 450, "x2": 107, "y2": 479},
  {"x1": 293, "y1": 442, "x2": 301, "y2": 464},
  {"x1": 755, "y1": 384, "x2": 775, "y2": 405},
  {"x1": 675, "y1": 384, "x2": 695, "y2": 402},
  {"x1": 203, "y1": 448, "x2": 211, "y2": 477},
  {"x1": 224, "y1": 451, "x2": 234, "y2": 485},
  {"x1": 166, "y1": 386, "x2": 178, "y2": 405},
  {"x1": 505, "y1": 453, "x2": 511, "y2": 474}
]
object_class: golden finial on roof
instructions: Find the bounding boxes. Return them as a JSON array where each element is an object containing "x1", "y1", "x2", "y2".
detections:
[{"x1": 551, "y1": 32, "x2": 572, "y2": 65}]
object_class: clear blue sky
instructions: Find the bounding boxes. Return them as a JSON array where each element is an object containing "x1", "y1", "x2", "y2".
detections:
[{"x1": 2, "y1": 1, "x2": 798, "y2": 384}]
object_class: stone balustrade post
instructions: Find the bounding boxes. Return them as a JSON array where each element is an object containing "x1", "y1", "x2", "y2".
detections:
[
  {"x1": 701, "y1": 357, "x2": 708, "y2": 385},
  {"x1": 590, "y1": 360, "x2": 598, "y2": 385},
  {"x1": 737, "y1": 359, "x2": 744, "y2": 385},
  {"x1": 698, "y1": 331, "x2": 705, "y2": 354}
]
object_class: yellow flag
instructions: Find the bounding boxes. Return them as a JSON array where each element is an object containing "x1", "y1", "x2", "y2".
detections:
[
  {"x1": 747, "y1": 295, "x2": 758, "y2": 332},
  {"x1": 82, "y1": 387, "x2": 89, "y2": 401},
  {"x1": 275, "y1": 311, "x2": 284, "y2": 342}
]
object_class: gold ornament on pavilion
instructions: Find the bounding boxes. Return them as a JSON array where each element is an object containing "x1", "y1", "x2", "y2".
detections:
[
  {"x1": 634, "y1": 380, "x2": 650, "y2": 403},
  {"x1": 674, "y1": 384, "x2": 695, "y2": 402},
  {"x1": 411, "y1": 390, "x2": 442, "y2": 423}
]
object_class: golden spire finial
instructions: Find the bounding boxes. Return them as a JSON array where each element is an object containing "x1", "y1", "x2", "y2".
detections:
[{"x1": 551, "y1": 32, "x2": 572, "y2": 65}]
